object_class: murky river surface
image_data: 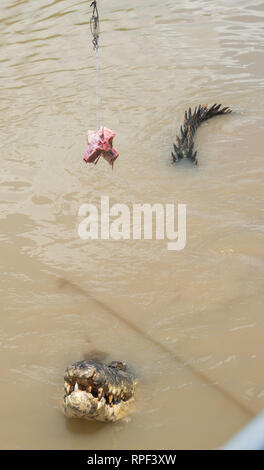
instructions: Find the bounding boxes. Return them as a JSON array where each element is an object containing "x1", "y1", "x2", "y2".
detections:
[{"x1": 1, "y1": 0, "x2": 264, "y2": 449}]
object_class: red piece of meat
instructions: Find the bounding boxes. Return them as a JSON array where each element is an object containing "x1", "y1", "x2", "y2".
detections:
[{"x1": 83, "y1": 126, "x2": 119, "y2": 167}]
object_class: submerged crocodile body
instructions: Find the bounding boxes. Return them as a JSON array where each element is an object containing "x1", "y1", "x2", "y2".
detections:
[
  {"x1": 172, "y1": 104, "x2": 232, "y2": 165},
  {"x1": 62, "y1": 359, "x2": 137, "y2": 422}
]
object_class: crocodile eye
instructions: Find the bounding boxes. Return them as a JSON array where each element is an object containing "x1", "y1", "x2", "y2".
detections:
[
  {"x1": 79, "y1": 363, "x2": 87, "y2": 369},
  {"x1": 115, "y1": 361, "x2": 126, "y2": 370},
  {"x1": 109, "y1": 361, "x2": 126, "y2": 371}
]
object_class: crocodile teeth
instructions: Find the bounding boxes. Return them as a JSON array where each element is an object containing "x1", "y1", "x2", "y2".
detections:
[
  {"x1": 108, "y1": 394, "x2": 113, "y2": 404},
  {"x1": 87, "y1": 385, "x2": 92, "y2": 393},
  {"x1": 65, "y1": 383, "x2": 71, "y2": 394},
  {"x1": 98, "y1": 388, "x2": 103, "y2": 400},
  {"x1": 74, "y1": 382, "x2": 79, "y2": 391}
]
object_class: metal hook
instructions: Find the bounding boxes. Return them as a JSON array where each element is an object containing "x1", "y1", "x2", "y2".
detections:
[{"x1": 90, "y1": 0, "x2": 100, "y2": 50}]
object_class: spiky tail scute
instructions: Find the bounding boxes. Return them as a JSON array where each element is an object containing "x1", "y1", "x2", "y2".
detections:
[{"x1": 171, "y1": 104, "x2": 232, "y2": 165}]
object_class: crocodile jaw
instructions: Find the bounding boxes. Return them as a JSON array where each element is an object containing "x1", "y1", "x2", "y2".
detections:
[
  {"x1": 62, "y1": 360, "x2": 136, "y2": 423},
  {"x1": 62, "y1": 390, "x2": 134, "y2": 422}
]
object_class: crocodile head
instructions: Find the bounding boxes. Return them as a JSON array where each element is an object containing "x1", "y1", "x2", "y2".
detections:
[{"x1": 62, "y1": 360, "x2": 137, "y2": 422}]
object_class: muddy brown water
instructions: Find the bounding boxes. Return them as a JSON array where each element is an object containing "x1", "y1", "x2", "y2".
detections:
[{"x1": 1, "y1": 0, "x2": 264, "y2": 450}]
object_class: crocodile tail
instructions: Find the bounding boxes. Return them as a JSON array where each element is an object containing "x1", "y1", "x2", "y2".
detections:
[{"x1": 171, "y1": 104, "x2": 232, "y2": 165}]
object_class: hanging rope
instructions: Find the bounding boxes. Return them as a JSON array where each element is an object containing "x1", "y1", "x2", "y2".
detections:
[{"x1": 90, "y1": 1, "x2": 101, "y2": 129}]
